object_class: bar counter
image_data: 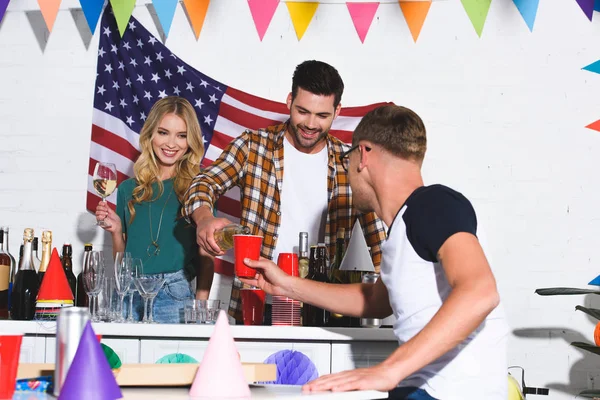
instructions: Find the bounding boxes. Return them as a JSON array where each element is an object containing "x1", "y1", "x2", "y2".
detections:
[{"x1": 0, "y1": 321, "x2": 399, "y2": 377}]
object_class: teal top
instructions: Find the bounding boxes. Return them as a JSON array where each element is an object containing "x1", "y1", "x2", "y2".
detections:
[{"x1": 116, "y1": 178, "x2": 198, "y2": 276}]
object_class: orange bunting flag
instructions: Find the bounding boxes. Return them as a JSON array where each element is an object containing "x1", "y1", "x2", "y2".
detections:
[
  {"x1": 399, "y1": 0, "x2": 431, "y2": 42},
  {"x1": 286, "y1": 2, "x2": 318, "y2": 41},
  {"x1": 346, "y1": 2, "x2": 380, "y2": 43},
  {"x1": 38, "y1": 0, "x2": 62, "y2": 32},
  {"x1": 183, "y1": 0, "x2": 210, "y2": 39}
]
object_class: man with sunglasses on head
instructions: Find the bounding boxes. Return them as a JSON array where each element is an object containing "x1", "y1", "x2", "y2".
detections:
[
  {"x1": 183, "y1": 60, "x2": 387, "y2": 322},
  {"x1": 240, "y1": 105, "x2": 509, "y2": 399}
]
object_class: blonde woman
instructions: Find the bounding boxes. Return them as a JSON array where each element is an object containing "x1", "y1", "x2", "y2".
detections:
[{"x1": 96, "y1": 96, "x2": 211, "y2": 323}]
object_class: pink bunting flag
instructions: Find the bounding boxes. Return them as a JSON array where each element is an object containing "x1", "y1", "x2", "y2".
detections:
[
  {"x1": 346, "y1": 2, "x2": 379, "y2": 43},
  {"x1": 247, "y1": 0, "x2": 280, "y2": 41}
]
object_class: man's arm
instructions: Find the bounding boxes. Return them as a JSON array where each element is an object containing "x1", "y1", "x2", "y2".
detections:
[{"x1": 303, "y1": 232, "x2": 500, "y2": 392}]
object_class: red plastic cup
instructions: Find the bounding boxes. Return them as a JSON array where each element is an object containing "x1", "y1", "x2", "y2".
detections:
[
  {"x1": 0, "y1": 333, "x2": 23, "y2": 399},
  {"x1": 233, "y1": 235, "x2": 263, "y2": 278},
  {"x1": 277, "y1": 253, "x2": 299, "y2": 277},
  {"x1": 240, "y1": 288, "x2": 266, "y2": 326}
]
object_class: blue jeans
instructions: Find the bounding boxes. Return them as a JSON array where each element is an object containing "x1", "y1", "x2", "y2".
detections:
[
  {"x1": 388, "y1": 387, "x2": 438, "y2": 400},
  {"x1": 127, "y1": 269, "x2": 194, "y2": 324}
]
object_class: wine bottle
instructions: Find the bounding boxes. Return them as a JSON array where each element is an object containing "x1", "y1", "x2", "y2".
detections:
[
  {"x1": 38, "y1": 230, "x2": 52, "y2": 284},
  {"x1": 298, "y1": 232, "x2": 309, "y2": 279},
  {"x1": 11, "y1": 228, "x2": 40, "y2": 320},
  {"x1": 214, "y1": 224, "x2": 251, "y2": 251},
  {"x1": 76, "y1": 244, "x2": 92, "y2": 307},
  {"x1": 32, "y1": 237, "x2": 41, "y2": 272},
  {"x1": 1, "y1": 227, "x2": 17, "y2": 316},
  {"x1": 0, "y1": 229, "x2": 11, "y2": 319},
  {"x1": 302, "y1": 245, "x2": 330, "y2": 327},
  {"x1": 62, "y1": 243, "x2": 77, "y2": 299}
]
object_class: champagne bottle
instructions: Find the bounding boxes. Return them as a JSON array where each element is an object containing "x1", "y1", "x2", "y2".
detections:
[
  {"x1": 298, "y1": 232, "x2": 309, "y2": 279},
  {"x1": 38, "y1": 230, "x2": 52, "y2": 284},
  {"x1": 32, "y1": 237, "x2": 41, "y2": 272},
  {"x1": 76, "y1": 244, "x2": 92, "y2": 307},
  {"x1": 62, "y1": 243, "x2": 77, "y2": 299},
  {"x1": 11, "y1": 228, "x2": 40, "y2": 320},
  {"x1": 1, "y1": 227, "x2": 17, "y2": 315},
  {"x1": 214, "y1": 224, "x2": 250, "y2": 251},
  {"x1": 0, "y1": 229, "x2": 11, "y2": 319}
]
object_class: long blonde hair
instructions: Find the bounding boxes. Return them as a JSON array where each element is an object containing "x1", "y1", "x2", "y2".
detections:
[{"x1": 128, "y1": 96, "x2": 204, "y2": 223}]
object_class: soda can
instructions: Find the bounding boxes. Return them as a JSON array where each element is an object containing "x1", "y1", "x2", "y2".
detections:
[{"x1": 53, "y1": 307, "x2": 91, "y2": 396}]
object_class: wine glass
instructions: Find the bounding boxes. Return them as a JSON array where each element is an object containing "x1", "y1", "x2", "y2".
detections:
[
  {"x1": 83, "y1": 251, "x2": 105, "y2": 322},
  {"x1": 132, "y1": 260, "x2": 165, "y2": 323},
  {"x1": 114, "y1": 254, "x2": 132, "y2": 323},
  {"x1": 93, "y1": 162, "x2": 118, "y2": 227}
]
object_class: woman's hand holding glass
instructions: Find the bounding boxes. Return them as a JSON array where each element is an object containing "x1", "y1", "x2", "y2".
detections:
[
  {"x1": 95, "y1": 202, "x2": 122, "y2": 233},
  {"x1": 92, "y1": 162, "x2": 118, "y2": 228}
]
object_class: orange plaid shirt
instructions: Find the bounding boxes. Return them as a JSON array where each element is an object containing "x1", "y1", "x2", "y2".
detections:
[{"x1": 184, "y1": 123, "x2": 387, "y2": 322}]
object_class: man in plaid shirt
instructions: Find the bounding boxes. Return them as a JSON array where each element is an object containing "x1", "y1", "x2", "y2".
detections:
[{"x1": 184, "y1": 60, "x2": 387, "y2": 322}]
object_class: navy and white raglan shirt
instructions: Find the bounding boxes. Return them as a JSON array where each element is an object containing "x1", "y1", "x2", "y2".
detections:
[{"x1": 380, "y1": 184, "x2": 509, "y2": 400}]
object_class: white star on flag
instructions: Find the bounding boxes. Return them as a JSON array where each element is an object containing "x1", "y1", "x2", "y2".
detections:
[
  {"x1": 144, "y1": 56, "x2": 152, "y2": 66},
  {"x1": 98, "y1": 47, "x2": 106, "y2": 57},
  {"x1": 118, "y1": 61, "x2": 125, "y2": 70},
  {"x1": 137, "y1": 39, "x2": 144, "y2": 48},
  {"x1": 104, "y1": 63, "x2": 113, "y2": 73},
  {"x1": 158, "y1": 90, "x2": 168, "y2": 99},
  {"x1": 148, "y1": 37, "x2": 157, "y2": 45},
  {"x1": 105, "y1": 101, "x2": 114, "y2": 111},
  {"x1": 209, "y1": 94, "x2": 218, "y2": 104},
  {"x1": 133, "y1": 95, "x2": 139, "y2": 104},
  {"x1": 164, "y1": 69, "x2": 172, "y2": 79},
  {"x1": 140, "y1": 112, "x2": 147, "y2": 121},
  {"x1": 173, "y1": 86, "x2": 181, "y2": 95},
  {"x1": 112, "y1": 81, "x2": 120, "y2": 90},
  {"x1": 195, "y1": 99, "x2": 204, "y2": 109},
  {"x1": 126, "y1": 116, "x2": 134, "y2": 126},
  {"x1": 128, "y1": 21, "x2": 136, "y2": 31},
  {"x1": 129, "y1": 59, "x2": 138, "y2": 67},
  {"x1": 177, "y1": 65, "x2": 186, "y2": 75},
  {"x1": 123, "y1": 42, "x2": 132, "y2": 50},
  {"x1": 151, "y1": 73, "x2": 160, "y2": 83},
  {"x1": 186, "y1": 82, "x2": 194, "y2": 92},
  {"x1": 97, "y1": 85, "x2": 106, "y2": 95},
  {"x1": 111, "y1": 44, "x2": 118, "y2": 54},
  {"x1": 199, "y1": 80, "x2": 209, "y2": 88},
  {"x1": 120, "y1": 99, "x2": 128, "y2": 108},
  {"x1": 156, "y1": 52, "x2": 164, "y2": 62},
  {"x1": 204, "y1": 115, "x2": 213, "y2": 125},
  {"x1": 125, "y1": 78, "x2": 132, "y2": 87},
  {"x1": 144, "y1": 91, "x2": 153, "y2": 100},
  {"x1": 136, "y1": 74, "x2": 145, "y2": 84},
  {"x1": 103, "y1": 27, "x2": 111, "y2": 36}
]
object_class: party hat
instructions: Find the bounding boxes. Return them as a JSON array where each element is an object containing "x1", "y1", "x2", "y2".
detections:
[
  {"x1": 35, "y1": 248, "x2": 74, "y2": 320},
  {"x1": 189, "y1": 310, "x2": 251, "y2": 398},
  {"x1": 58, "y1": 321, "x2": 122, "y2": 400},
  {"x1": 339, "y1": 220, "x2": 375, "y2": 272}
]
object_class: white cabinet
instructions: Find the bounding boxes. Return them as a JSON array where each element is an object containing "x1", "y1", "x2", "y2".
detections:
[
  {"x1": 19, "y1": 336, "x2": 46, "y2": 363},
  {"x1": 46, "y1": 337, "x2": 140, "y2": 364},
  {"x1": 139, "y1": 339, "x2": 209, "y2": 363},
  {"x1": 331, "y1": 342, "x2": 397, "y2": 373}
]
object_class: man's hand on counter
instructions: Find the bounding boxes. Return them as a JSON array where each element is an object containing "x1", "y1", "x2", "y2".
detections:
[
  {"x1": 302, "y1": 364, "x2": 398, "y2": 393},
  {"x1": 240, "y1": 257, "x2": 294, "y2": 297}
]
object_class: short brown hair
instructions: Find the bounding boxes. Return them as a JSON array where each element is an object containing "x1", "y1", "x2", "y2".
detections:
[{"x1": 353, "y1": 105, "x2": 426, "y2": 161}]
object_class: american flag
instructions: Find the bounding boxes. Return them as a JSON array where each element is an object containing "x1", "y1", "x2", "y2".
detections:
[{"x1": 88, "y1": 9, "x2": 389, "y2": 276}]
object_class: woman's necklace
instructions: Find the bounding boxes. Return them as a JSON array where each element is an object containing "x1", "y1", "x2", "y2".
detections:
[{"x1": 147, "y1": 187, "x2": 174, "y2": 257}]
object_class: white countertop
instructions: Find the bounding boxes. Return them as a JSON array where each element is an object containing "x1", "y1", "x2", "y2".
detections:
[
  {"x1": 0, "y1": 321, "x2": 398, "y2": 342},
  {"x1": 11, "y1": 386, "x2": 388, "y2": 399}
]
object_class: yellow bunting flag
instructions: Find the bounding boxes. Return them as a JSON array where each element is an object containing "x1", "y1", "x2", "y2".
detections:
[
  {"x1": 183, "y1": 0, "x2": 210, "y2": 39},
  {"x1": 109, "y1": 0, "x2": 136, "y2": 37},
  {"x1": 399, "y1": 0, "x2": 431, "y2": 42},
  {"x1": 286, "y1": 2, "x2": 318, "y2": 41},
  {"x1": 37, "y1": 0, "x2": 62, "y2": 32},
  {"x1": 460, "y1": 0, "x2": 491, "y2": 37}
]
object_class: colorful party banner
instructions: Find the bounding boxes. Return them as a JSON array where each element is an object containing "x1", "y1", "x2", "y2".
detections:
[
  {"x1": 110, "y1": 0, "x2": 136, "y2": 37},
  {"x1": 576, "y1": 0, "x2": 594, "y2": 20},
  {"x1": 0, "y1": 0, "x2": 9, "y2": 25},
  {"x1": 583, "y1": 60, "x2": 600, "y2": 74},
  {"x1": 513, "y1": 0, "x2": 539, "y2": 31},
  {"x1": 399, "y1": 0, "x2": 431, "y2": 42},
  {"x1": 595, "y1": 0, "x2": 600, "y2": 11},
  {"x1": 586, "y1": 119, "x2": 600, "y2": 132},
  {"x1": 248, "y1": 0, "x2": 280, "y2": 41},
  {"x1": 346, "y1": 2, "x2": 379, "y2": 43},
  {"x1": 152, "y1": 0, "x2": 178, "y2": 38},
  {"x1": 286, "y1": 2, "x2": 318, "y2": 41},
  {"x1": 183, "y1": 0, "x2": 210, "y2": 39},
  {"x1": 38, "y1": 0, "x2": 62, "y2": 32},
  {"x1": 79, "y1": 0, "x2": 104, "y2": 34},
  {"x1": 461, "y1": 0, "x2": 491, "y2": 37}
]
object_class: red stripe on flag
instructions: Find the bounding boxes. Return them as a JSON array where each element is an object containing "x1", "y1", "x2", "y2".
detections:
[
  {"x1": 210, "y1": 130, "x2": 235, "y2": 152},
  {"x1": 213, "y1": 257, "x2": 234, "y2": 276},
  {"x1": 226, "y1": 86, "x2": 289, "y2": 114},
  {"x1": 217, "y1": 195, "x2": 242, "y2": 220},
  {"x1": 329, "y1": 129, "x2": 352, "y2": 144},
  {"x1": 91, "y1": 124, "x2": 140, "y2": 162},
  {"x1": 338, "y1": 102, "x2": 393, "y2": 117},
  {"x1": 219, "y1": 102, "x2": 282, "y2": 131}
]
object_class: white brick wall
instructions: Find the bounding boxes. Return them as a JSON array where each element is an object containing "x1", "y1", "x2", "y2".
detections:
[{"x1": 2, "y1": 1, "x2": 600, "y2": 397}]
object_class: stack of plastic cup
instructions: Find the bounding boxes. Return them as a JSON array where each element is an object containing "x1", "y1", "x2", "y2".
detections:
[{"x1": 272, "y1": 253, "x2": 301, "y2": 326}]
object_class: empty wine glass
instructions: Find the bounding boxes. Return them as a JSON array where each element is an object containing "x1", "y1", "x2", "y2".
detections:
[
  {"x1": 83, "y1": 251, "x2": 105, "y2": 322},
  {"x1": 132, "y1": 260, "x2": 165, "y2": 323},
  {"x1": 114, "y1": 254, "x2": 132, "y2": 323},
  {"x1": 93, "y1": 162, "x2": 118, "y2": 227}
]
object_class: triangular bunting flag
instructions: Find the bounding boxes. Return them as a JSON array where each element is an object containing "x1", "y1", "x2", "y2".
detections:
[
  {"x1": 589, "y1": 274, "x2": 600, "y2": 286},
  {"x1": 109, "y1": 0, "x2": 135, "y2": 37},
  {"x1": 513, "y1": 0, "x2": 539, "y2": 31},
  {"x1": 182, "y1": 0, "x2": 210, "y2": 39},
  {"x1": 79, "y1": 0, "x2": 104, "y2": 34},
  {"x1": 595, "y1": 0, "x2": 600, "y2": 11},
  {"x1": 248, "y1": 0, "x2": 280, "y2": 41},
  {"x1": 286, "y1": 2, "x2": 318, "y2": 41},
  {"x1": 461, "y1": 0, "x2": 491, "y2": 37},
  {"x1": 582, "y1": 60, "x2": 600, "y2": 74},
  {"x1": 399, "y1": 0, "x2": 431, "y2": 42},
  {"x1": 585, "y1": 119, "x2": 600, "y2": 132},
  {"x1": 152, "y1": 0, "x2": 178, "y2": 38},
  {"x1": 346, "y1": 2, "x2": 379, "y2": 43},
  {"x1": 576, "y1": 0, "x2": 594, "y2": 20},
  {"x1": 0, "y1": 0, "x2": 10, "y2": 25},
  {"x1": 38, "y1": 0, "x2": 62, "y2": 32}
]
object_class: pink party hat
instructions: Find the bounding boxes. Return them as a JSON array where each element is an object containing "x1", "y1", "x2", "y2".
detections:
[
  {"x1": 190, "y1": 310, "x2": 251, "y2": 399},
  {"x1": 58, "y1": 321, "x2": 122, "y2": 400}
]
